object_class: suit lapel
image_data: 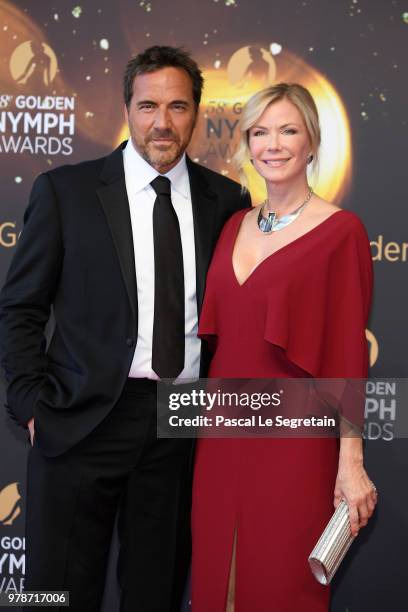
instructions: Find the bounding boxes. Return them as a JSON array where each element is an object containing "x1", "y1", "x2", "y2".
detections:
[
  {"x1": 97, "y1": 143, "x2": 138, "y2": 327},
  {"x1": 187, "y1": 157, "x2": 218, "y2": 313},
  {"x1": 96, "y1": 150, "x2": 216, "y2": 330}
]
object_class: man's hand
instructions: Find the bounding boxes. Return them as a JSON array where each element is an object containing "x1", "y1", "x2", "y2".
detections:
[{"x1": 27, "y1": 417, "x2": 35, "y2": 445}]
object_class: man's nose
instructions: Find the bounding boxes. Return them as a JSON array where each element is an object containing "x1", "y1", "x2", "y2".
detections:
[{"x1": 154, "y1": 107, "x2": 171, "y2": 129}]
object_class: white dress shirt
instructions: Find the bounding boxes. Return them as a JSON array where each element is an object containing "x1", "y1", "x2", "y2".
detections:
[{"x1": 123, "y1": 139, "x2": 201, "y2": 380}]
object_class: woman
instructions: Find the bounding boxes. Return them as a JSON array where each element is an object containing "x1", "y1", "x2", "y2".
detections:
[{"x1": 191, "y1": 83, "x2": 377, "y2": 612}]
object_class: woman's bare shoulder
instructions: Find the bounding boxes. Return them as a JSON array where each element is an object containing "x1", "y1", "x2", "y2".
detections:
[{"x1": 307, "y1": 195, "x2": 341, "y2": 221}]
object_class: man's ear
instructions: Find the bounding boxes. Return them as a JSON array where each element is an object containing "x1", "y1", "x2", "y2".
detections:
[{"x1": 124, "y1": 104, "x2": 129, "y2": 123}]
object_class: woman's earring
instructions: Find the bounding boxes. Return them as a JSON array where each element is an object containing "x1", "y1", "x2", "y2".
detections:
[{"x1": 307, "y1": 154, "x2": 314, "y2": 164}]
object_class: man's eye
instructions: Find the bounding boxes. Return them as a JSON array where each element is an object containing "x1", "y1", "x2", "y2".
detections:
[
  {"x1": 139, "y1": 104, "x2": 154, "y2": 110},
  {"x1": 173, "y1": 104, "x2": 187, "y2": 111}
]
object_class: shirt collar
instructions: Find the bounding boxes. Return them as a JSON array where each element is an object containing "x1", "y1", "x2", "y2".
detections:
[{"x1": 123, "y1": 139, "x2": 189, "y2": 198}]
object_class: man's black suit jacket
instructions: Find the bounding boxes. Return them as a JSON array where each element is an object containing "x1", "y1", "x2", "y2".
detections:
[{"x1": 0, "y1": 142, "x2": 251, "y2": 456}]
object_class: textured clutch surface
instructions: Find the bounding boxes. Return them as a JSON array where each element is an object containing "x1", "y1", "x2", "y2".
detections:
[{"x1": 308, "y1": 500, "x2": 354, "y2": 585}]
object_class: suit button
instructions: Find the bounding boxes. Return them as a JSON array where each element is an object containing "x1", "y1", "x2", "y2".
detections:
[{"x1": 126, "y1": 338, "x2": 134, "y2": 347}]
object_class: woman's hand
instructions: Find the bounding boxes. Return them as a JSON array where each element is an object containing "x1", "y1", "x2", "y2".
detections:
[{"x1": 334, "y1": 459, "x2": 377, "y2": 537}]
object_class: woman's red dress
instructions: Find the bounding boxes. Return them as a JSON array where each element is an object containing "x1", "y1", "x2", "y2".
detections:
[{"x1": 191, "y1": 208, "x2": 373, "y2": 612}]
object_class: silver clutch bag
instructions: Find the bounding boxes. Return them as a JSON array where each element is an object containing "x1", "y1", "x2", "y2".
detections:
[{"x1": 308, "y1": 500, "x2": 354, "y2": 585}]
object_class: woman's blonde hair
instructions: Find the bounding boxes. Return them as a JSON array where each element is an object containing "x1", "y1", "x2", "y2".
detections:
[{"x1": 234, "y1": 83, "x2": 321, "y2": 190}]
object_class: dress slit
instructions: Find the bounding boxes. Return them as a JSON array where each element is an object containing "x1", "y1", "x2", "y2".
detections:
[{"x1": 225, "y1": 525, "x2": 238, "y2": 612}]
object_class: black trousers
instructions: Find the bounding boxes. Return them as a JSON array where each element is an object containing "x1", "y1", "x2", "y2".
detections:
[{"x1": 24, "y1": 379, "x2": 192, "y2": 612}]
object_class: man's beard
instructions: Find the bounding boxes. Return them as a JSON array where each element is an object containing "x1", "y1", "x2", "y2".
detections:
[{"x1": 139, "y1": 128, "x2": 184, "y2": 171}]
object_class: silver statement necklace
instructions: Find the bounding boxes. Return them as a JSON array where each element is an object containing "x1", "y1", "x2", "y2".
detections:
[{"x1": 257, "y1": 188, "x2": 313, "y2": 234}]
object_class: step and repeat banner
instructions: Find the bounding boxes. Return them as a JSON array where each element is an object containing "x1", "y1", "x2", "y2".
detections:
[{"x1": 0, "y1": 0, "x2": 407, "y2": 610}]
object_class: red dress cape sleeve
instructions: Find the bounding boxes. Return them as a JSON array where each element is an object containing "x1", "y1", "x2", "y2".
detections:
[
  {"x1": 263, "y1": 211, "x2": 373, "y2": 428},
  {"x1": 263, "y1": 212, "x2": 373, "y2": 378}
]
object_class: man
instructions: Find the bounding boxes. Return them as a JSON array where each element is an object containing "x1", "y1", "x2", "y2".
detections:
[{"x1": 0, "y1": 46, "x2": 250, "y2": 611}]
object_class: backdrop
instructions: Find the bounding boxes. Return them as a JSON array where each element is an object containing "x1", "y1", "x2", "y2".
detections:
[{"x1": 0, "y1": 0, "x2": 407, "y2": 610}]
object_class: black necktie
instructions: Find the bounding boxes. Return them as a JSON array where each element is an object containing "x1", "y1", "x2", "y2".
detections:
[{"x1": 150, "y1": 176, "x2": 185, "y2": 379}]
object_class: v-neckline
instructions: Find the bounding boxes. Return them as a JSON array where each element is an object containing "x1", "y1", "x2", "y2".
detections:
[{"x1": 231, "y1": 208, "x2": 345, "y2": 287}]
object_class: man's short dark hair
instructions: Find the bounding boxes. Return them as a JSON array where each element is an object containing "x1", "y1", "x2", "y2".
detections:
[{"x1": 123, "y1": 45, "x2": 204, "y2": 110}]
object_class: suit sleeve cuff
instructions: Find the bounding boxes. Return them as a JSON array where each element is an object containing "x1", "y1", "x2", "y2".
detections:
[{"x1": 6, "y1": 382, "x2": 46, "y2": 427}]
